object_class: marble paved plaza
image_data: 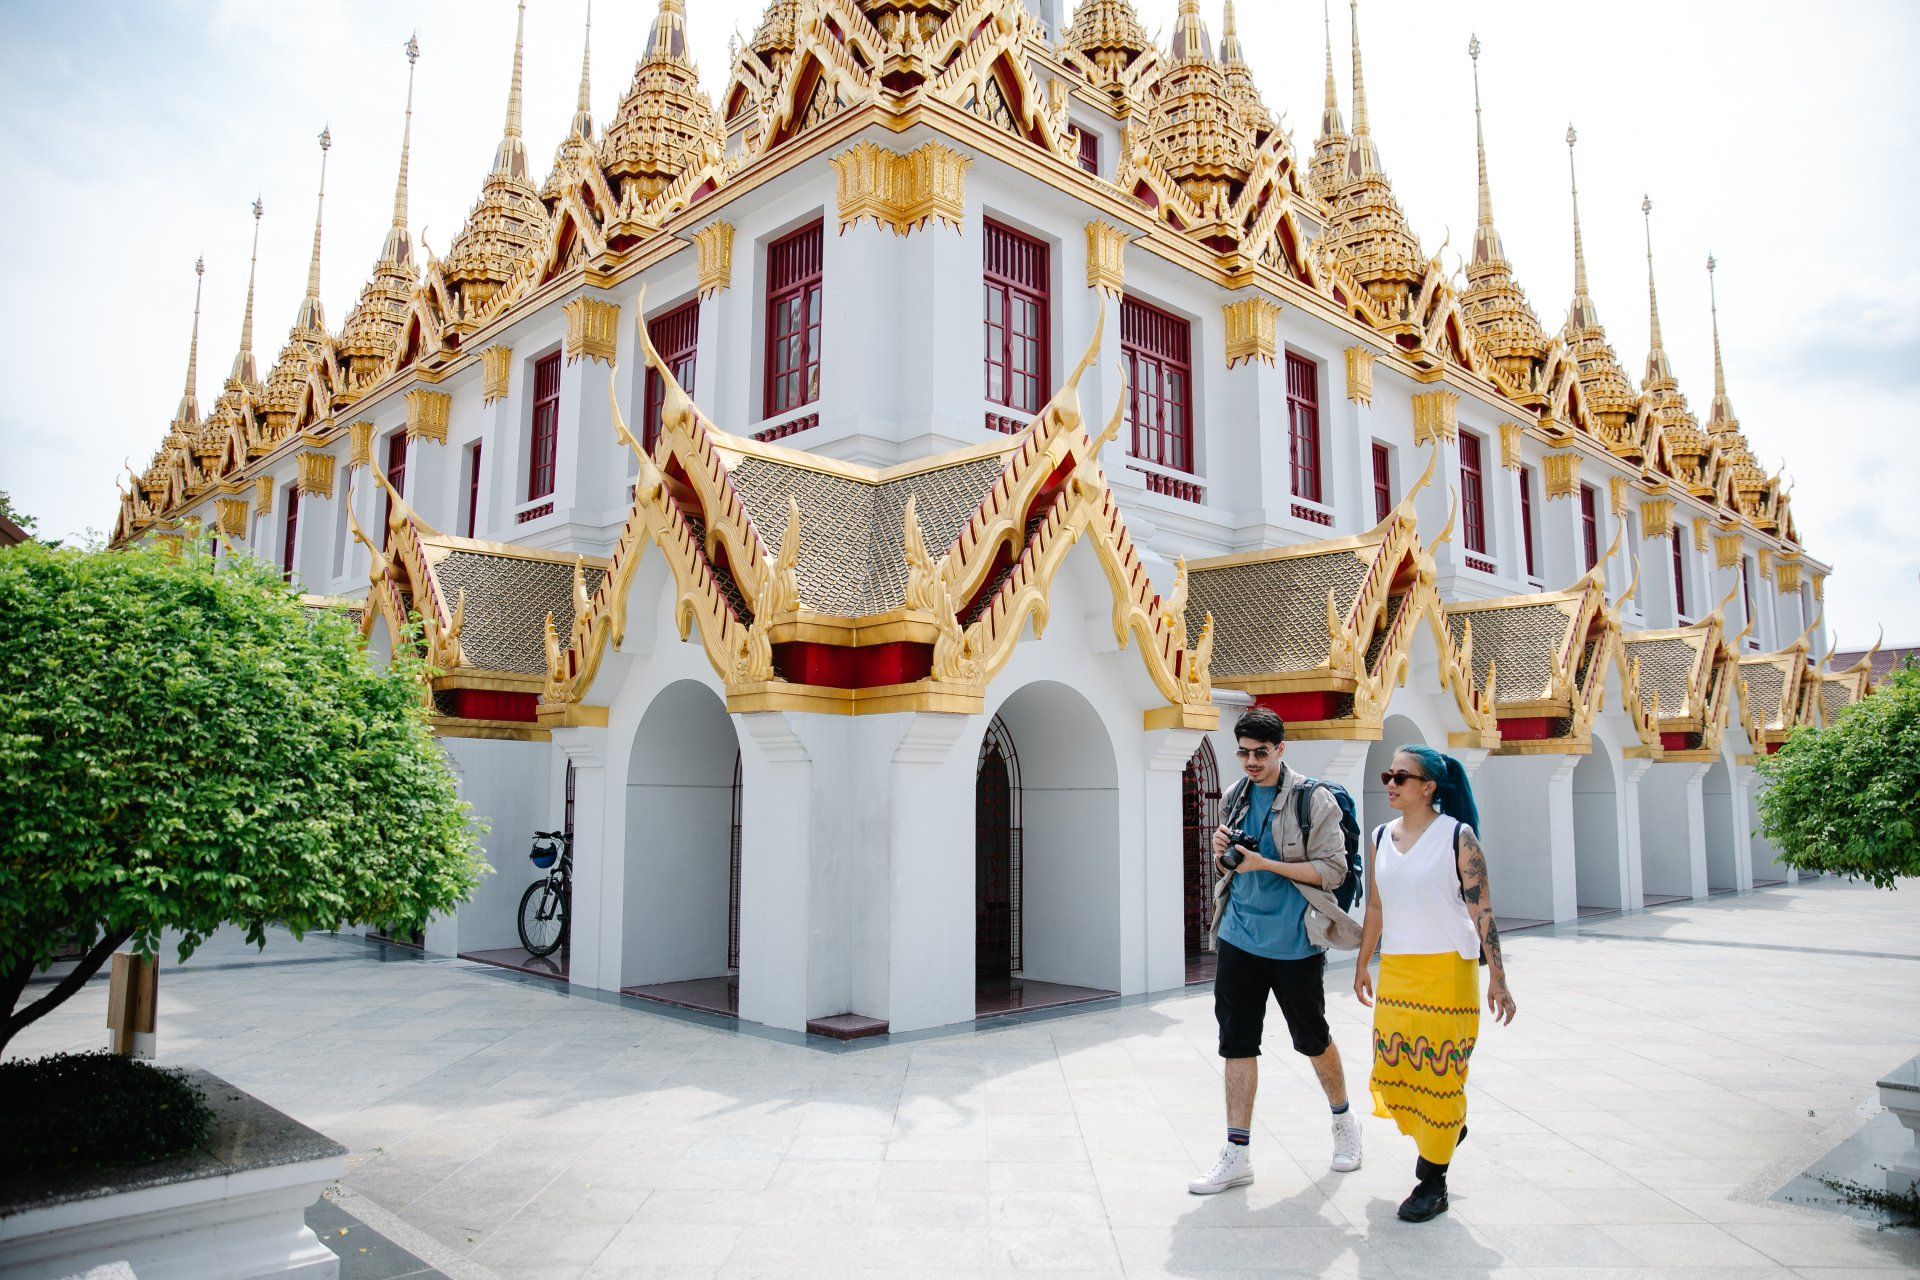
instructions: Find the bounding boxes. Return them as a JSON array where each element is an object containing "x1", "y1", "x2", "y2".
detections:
[{"x1": 13, "y1": 878, "x2": 1920, "y2": 1279}]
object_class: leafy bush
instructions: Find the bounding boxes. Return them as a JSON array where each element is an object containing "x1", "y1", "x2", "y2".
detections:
[
  {"x1": 0, "y1": 1052, "x2": 212, "y2": 1176},
  {"x1": 0, "y1": 537, "x2": 486, "y2": 1053},
  {"x1": 1756, "y1": 663, "x2": 1920, "y2": 888}
]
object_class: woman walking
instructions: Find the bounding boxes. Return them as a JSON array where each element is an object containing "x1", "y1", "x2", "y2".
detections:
[{"x1": 1353, "y1": 745, "x2": 1516, "y2": 1222}]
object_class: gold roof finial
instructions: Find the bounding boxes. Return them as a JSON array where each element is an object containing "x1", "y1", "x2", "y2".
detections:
[
  {"x1": 1170, "y1": 0, "x2": 1212, "y2": 61},
  {"x1": 649, "y1": 0, "x2": 689, "y2": 59},
  {"x1": 382, "y1": 34, "x2": 420, "y2": 267},
  {"x1": 572, "y1": 1, "x2": 594, "y2": 139},
  {"x1": 294, "y1": 127, "x2": 330, "y2": 335},
  {"x1": 174, "y1": 256, "x2": 206, "y2": 426},
  {"x1": 1219, "y1": 0, "x2": 1244, "y2": 66},
  {"x1": 230, "y1": 197, "x2": 264, "y2": 387},
  {"x1": 1706, "y1": 253, "x2": 1739, "y2": 431},
  {"x1": 1320, "y1": 0, "x2": 1344, "y2": 138},
  {"x1": 1346, "y1": 0, "x2": 1380, "y2": 175},
  {"x1": 1467, "y1": 34, "x2": 1505, "y2": 268},
  {"x1": 1642, "y1": 194, "x2": 1672, "y2": 382},
  {"x1": 493, "y1": 0, "x2": 530, "y2": 180},
  {"x1": 1565, "y1": 125, "x2": 1598, "y2": 329}
]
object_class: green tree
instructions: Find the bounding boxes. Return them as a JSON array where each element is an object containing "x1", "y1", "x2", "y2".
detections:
[
  {"x1": 1755, "y1": 662, "x2": 1920, "y2": 888},
  {"x1": 0, "y1": 490, "x2": 41, "y2": 538},
  {"x1": 0, "y1": 538, "x2": 485, "y2": 1053}
]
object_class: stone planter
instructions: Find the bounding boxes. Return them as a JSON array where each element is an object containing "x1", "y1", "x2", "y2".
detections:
[
  {"x1": 0, "y1": 1068, "x2": 345, "y2": 1280},
  {"x1": 1879, "y1": 1053, "x2": 1920, "y2": 1198}
]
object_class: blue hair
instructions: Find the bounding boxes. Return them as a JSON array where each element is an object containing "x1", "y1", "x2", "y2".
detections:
[{"x1": 1397, "y1": 744, "x2": 1481, "y2": 834}]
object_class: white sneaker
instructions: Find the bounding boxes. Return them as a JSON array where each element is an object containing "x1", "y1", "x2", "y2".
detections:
[
  {"x1": 1330, "y1": 1110, "x2": 1363, "y2": 1172},
  {"x1": 1188, "y1": 1143, "x2": 1254, "y2": 1195}
]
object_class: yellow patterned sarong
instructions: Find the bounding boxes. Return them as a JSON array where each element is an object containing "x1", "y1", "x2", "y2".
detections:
[{"x1": 1369, "y1": 953, "x2": 1480, "y2": 1163}]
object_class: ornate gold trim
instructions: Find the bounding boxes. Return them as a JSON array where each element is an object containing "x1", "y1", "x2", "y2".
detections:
[
  {"x1": 1758, "y1": 547, "x2": 1773, "y2": 580},
  {"x1": 481, "y1": 346, "x2": 512, "y2": 405},
  {"x1": 1776, "y1": 560, "x2": 1801, "y2": 594},
  {"x1": 1543, "y1": 452, "x2": 1580, "y2": 500},
  {"x1": 693, "y1": 222, "x2": 735, "y2": 297},
  {"x1": 1714, "y1": 532, "x2": 1744, "y2": 569},
  {"x1": 832, "y1": 140, "x2": 969, "y2": 236},
  {"x1": 1344, "y1": 346, "x2": 1375, "y2": 407},
  {"x1": 1085, "y1": 221, "x2": 1126, "y2": 296},
  {"x1": 1223, "y1": 297, "x2": 1280, "y2": 369},
  {"x1": 1640, "y1": 499, "x2": 1674, "y2": 540},
  {"x1": 1609, "y1": 475, "x2": 1630, "y2": 518},
  {"x1": 348, "y1": 420, "x2": 375, "y2": 469},
  {"x1": 296, "y1": 450, "x2": 337, "y2": 499},
  {"x1": 1411, "y1": 391, "x2": 1458, "y2": 446},
  {"x1": 563, "y1": 297, "x2": 620, "y2": 365},
  {"x1": 254, "y1": 474, "x2": 274, "y2": 513},
  {"x1": 215, "y1": 496, "x2": 249, "y2": 539},
  {"x1": 405, "y1": 389, "x2": 450, "y2": 445},
  {"x1": 1497, "y1": 422, "x2": 1524, "y2": 471},
  {"x1": 1692, "y1": 515, "x2": 1711, "y2": 553}
]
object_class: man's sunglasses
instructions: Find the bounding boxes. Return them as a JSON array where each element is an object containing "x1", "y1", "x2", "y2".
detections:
[
  {"x1": 1234, "y1": 747, "x2": 1275, "y2": 761},
  {"x1": 1380, "y1": 770, "x2": 1431, "y2": 787}
]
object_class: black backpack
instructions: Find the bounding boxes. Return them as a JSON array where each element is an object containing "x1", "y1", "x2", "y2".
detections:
[{"x1": 1294, "y1": 779, "x2": 1365, "y2": 912}]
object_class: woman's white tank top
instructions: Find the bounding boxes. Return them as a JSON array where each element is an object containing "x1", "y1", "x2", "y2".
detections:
[{"x1": 1375, "y1": 815, "x2": 1482, "y2": 960}]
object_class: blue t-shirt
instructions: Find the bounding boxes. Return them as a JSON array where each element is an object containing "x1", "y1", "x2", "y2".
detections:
[{"x1": 1217, "y1": 782, "x2": 1318, "y2": 961}]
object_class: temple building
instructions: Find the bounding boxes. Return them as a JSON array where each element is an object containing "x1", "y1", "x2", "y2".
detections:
[{"x1": 115, "y1": 0, "x2": 1880, "y2": 1037}]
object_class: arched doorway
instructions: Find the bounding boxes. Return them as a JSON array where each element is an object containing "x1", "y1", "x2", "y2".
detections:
[
  {"x1": 1182, "y1": 740, "x2": 1221, "y2": 983},
  {"x1": 620, "y1": 680, "x2": 743, "y2": 1016},
  {"x1": 976, "y1": 682, "x2": 1121, "y2": 1016},
  {"x1": 1571, "y1": 749, "x2": 1626, "y2": 914},
  {"x1": 975, "y1": 715, "x2": 1021, "y2": 982}
]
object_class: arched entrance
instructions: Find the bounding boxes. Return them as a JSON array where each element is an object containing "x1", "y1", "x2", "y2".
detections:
[
  {"x1": 1571, "y1": 749, "x2": 1626, "y2": 914},
  {"x1": 1182, "y1": 740, "x2": 1221, "y2": 983},
  {"x1": 976, "y1": 682, "x2": 1121, "y2": 1016},
  {"x1": 619, "y1": 680, "x2": 744, "y2": 1016},
  {"x1": 975, "y1": 715, "x2": 1021, "y2": 981}
]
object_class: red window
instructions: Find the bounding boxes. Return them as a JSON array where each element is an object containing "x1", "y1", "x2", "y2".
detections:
[
  {"x1": 464, "y1": 441, "x2": 483, "y2": 538},
  {"x1": 1286, "y1": 353, "x2": 1321, "y2": 503},
  {"x1": 1741, "y1": 556, "x2": 1755, "y2": 639},
  {"x1": 1121, "y1": 296, "x2": 1193, "y2": 473},
  {"x1": 528, "y1": 352, "x2": 561, "y2": 501},
  {"x1": 281, "y1": 483, "x2": 299, "y2": 579},
  {"x1": 983, "y1": 221, "x2": 1050, "y2": 415},
  {"x1": 383, "y1": 431, "x2": 407, "y2": 530},
  {"x1": 1671, "y1": 528, "x2": 1688, "y2": 620},
  {"x1": 1580, "y1": 485, "x2": 1600, "y2": 571},
  {"x1": 1459, "y1": 432, "x2": 1487, "y2": 554},
  {"x1": 764, "y1": 221, "x2": 823, "y2": 417},
  {"x1": 1372, "y1": 443, "x2": 1392, "y2": 523},
  {"x1": 644, "y1": 299, "x2": 700, "y2": 452},
  {"x1": 1072, "y1": 126, "x2": 1099, "y2": 174},
  {"x1": 1519, "y1": 467, "x2": 1537, "y2": 579}
]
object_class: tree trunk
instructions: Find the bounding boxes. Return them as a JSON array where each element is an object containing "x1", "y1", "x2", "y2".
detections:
[{"x1": 0, "y1": 927, "x2": 136, "y2": 1058}]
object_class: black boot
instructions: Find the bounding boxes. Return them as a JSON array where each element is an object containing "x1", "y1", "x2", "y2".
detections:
[{"x1": 1397, "y1": 1155, "x2": 1449, "y2": 1222}]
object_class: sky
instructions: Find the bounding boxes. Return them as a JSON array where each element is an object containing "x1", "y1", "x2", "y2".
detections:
[{"x1": 1, "y1": 0, "x2": 1914, "y2": 650}]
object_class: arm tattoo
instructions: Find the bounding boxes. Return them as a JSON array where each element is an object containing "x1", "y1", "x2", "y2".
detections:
[
  {"x1": 1479, "y1": 915, "x2": 1505, "y2": 974},
  {"x1": 1457, "y1": 827, "x2": 1507, "y2": 974}
]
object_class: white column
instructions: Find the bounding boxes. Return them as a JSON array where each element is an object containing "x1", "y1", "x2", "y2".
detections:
[
  {"x1": 1141, "y1": 727, "x2": 1209, "y2": 994},
  {"x1": 1637, "y1": 761, "x2": 1711, "y2": 900},
  {"x1": 1727, "y1": 767, "x2": 1755, "y2": 892},
  {"x1": 1473, "y1": 753, "x2": 1578, "y2": 924},
  {"x1": 1617, "y1": 756, "x2": 1655, "y2": 910},
  {"x1": 885, "y1": 713, "x2": 975, "y2": 1033},
  {"x1": 552, "y1": 726, "x2": 614, "y2": 991}
]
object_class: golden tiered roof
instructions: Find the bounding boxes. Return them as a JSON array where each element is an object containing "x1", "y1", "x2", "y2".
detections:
[
  {"x1": 600, "y1": 0, "x2": 724, "y2": 210},
  {"x1": 542, "y1": 8, "x2": 597, "y2": 202},
  {"x1": 1320, "y1": 0, "x2": 1425, "y2": 322},
  {"x1": 1217, "y1": 1, "x2": 1276, "y2": 142},
  {"x1": 442, "y1": 1, "x2": 549, "y2": 329},
  {"x1": 1309, "y1": 0, "x2": 1347, "y2": 204},
  {"x1": 1144, "y1": 0, "x2": 1257, "y2": 212},
  {"x1": 1064, "y1": 0, "x2": 1157, "y2": 97},
  {"x1": 338, "y1": 36, "x2": 421, "y2": 393},
  {"x1": 1635, "y1": 197, "x2": 1702, "y2": 481},
  {"x1": 1560, "y1": 127, "x2": 1638, "y2": 450},
  {"x1": 1460, "y1": 38, "x2": 1547, "y2": 396},
  {"x1": 259, "y1": 131, "x2": 334, "y2": 441}
]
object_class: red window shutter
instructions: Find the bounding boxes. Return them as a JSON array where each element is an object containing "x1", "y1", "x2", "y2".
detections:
[
  {"x1": 281, "y1": 484, "x2": 299, "y2": 579},
  {"x1": 1459, "y1": 432, "x2": 1486, "y2": 554},
  {"x1": 1580, "y1": 485, "x2": 1599, "y2": 570},
  {"x1": 764, "y1": 221, "x2": 824, "y2": 417},
  {"x1": 465, "y1": 440, "x2": 483, "y2": 538},
  {"x1": 1286, "y1": 353, "x2": 1321, "y2": 503},
  {"x1": 1672, "y1": 529, "x2": 1688, "y2": 619},
  {"x1": 383, "y1": 431, "x2": 407, "y2": 530},
  {"x1": 1120, "y1": 296, "x2": 1193, "y2": 474},
  {"x1": 1372, "y1": 443, "x2": 1392, "y2": 523},
  {"x1": 1519, "y1": 467, "x2": 1537, "y2": 578},
  {"x1": 1073, "y1": 126, "x2": 1099, "y2": 174},
  {"x1": 528, "y1": 352, "x2": 561, "y2": 501},
  {"x1": 644, "y1": 299, "x2": 701, "y2": 451},
  {"x1": 983, "y1": 221, "x2": 1050, "y2": 415}
]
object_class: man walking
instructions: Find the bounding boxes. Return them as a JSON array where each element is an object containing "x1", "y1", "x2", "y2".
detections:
[{"x1": 1189, "y1": 707, "x2": 1364, "y2": 1194}]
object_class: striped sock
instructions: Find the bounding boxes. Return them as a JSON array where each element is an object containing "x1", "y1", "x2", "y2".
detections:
[{"x1": 1226, "y1": 1127, "x2": 1250, "y2": 1147}]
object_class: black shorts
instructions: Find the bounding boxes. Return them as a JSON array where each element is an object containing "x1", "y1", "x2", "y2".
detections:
[{"x1": 1213, "y1": 939, "x2": 1330, "y2": 1059}]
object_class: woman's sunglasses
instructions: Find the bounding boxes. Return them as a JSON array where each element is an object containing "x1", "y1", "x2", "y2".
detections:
[{"x1": 1380, "y1": 770, "x2": 1431, "y2": 787}]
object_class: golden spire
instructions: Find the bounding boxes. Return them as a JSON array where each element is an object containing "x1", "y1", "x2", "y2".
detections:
[
  {"x1": 1310, "y1": 0, "x2": 1348, "y2": 201},
  {"x1": 601, "y1": 0, "x2": 722, "y2": 206},
  {"x1": 174, "y1": 256, "x2": 205, "y2": 426},
  {"x1": 573, "y1": 1, "x2": 594, "y2": 140},
  {"x1": 493, "y1": 0, "x2": 530, "y2": 181},
  {"x1": 383, "y1": 33, "x2": 420, "y2": 266},
  {"x1": 1346, "y1": 0, "x2": 1380, "y2": 176},
  {"x1": 1170, "y1": 0, "x2": 1212, "y2": 61},
  {"x1": 1706, "y1": 254, "x2": 1739, "y2": 432},
  {"x1": 649, "y1": 0, "x2": 689, "y2": 59},
  {"x1": 1219, "y1": 0, "x2": 1244, "y2": 65},
  {"x1": 1321, "y1": 0, "x2": 1343, "y2": 136},
  {"x1": 1468, "y1": 35, "x2": 1498, "y2": 258},
  {"x1": 294, "y1": 127, "x2": 330, "y2": 335},
  {"x1": 229, "y1": 197, "x2": 264, "y2": 388},
  {"x1": 1565, "y1": 125, "x2": 1598, "y2": 330},
  {"x1": 1460, "y1": 35, "x2": 1545, "y2": 389},
  {"x1": 1642, "y1": 194, "x2": 1672, "y2": 382}
]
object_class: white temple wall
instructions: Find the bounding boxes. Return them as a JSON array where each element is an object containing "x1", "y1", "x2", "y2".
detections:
[
  {"x1": 1472, "y1": 753, "x2": 1578, "y2": 924},
  {"x1": 1701, "y1": 753, "x2": 1744, "y2": 892},
  {"x1": 1570, "y1": 742, "x2": 1629, "y2": 912},
  {"x1": 1636, "y1": 760, "x2": 1711, "y2": 901},
  {"x1": 438, "y1": 733, "x2": 554, "y2": 956}
]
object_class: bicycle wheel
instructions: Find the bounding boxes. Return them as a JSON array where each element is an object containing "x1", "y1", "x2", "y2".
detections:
[{"x1": 518, "y1": 880, "x2": 566, "y2": 957}]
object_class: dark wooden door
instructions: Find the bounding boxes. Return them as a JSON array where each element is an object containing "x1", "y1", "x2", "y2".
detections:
[{"x1": 1182, "y1": 741, "x2": 1221, "y2": 955}]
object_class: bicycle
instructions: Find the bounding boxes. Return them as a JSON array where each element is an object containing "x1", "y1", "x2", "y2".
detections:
[{"x1": 517, "y1": 829, "x2": 572, "y2": 958}]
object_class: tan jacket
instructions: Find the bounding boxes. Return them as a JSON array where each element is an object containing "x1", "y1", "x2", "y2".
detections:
[{"x1": 1210, "y1": 763, "x2": 1364, "y2": 952}]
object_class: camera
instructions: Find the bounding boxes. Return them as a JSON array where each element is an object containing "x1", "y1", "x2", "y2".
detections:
[{"x1": 1219, "y1": 835, "x2": 1259, "y2": 870}]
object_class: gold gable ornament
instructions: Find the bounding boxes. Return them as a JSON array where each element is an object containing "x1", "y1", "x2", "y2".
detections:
[
  {"x1": 1223, "y1": 297, "x2": 1280, "y2": 369},
  {"x1": 693, "y1": 222, "x2": 734, "y2": 298},
  {"x1": 1411, "y1": 391, "x2": 1459, "y2": 446},
  {"x1": 563, "y1": 297, "x2": 620, "y2": 365},
  {"x1": 255, "y1": 474, "x2": 275, "y2": 514},
  {"x1": 1609, "y1": 475, "x2": 1630, "y2": 517},
  {"x1": 1085, "y1": 221, "x2": 1126, "y2": 296},
  {"x1": 1345, "y1": 347, "x2": 1374, "y2": 406},
  {"x1": 1758, "y1": 547, "x2": 1773, "y2": 580},
  {"x1": 1639, "y1": 499, "x2": 1674, "y2": 540},
  {"x1": 296, "y1": 450, "x2": 337, "y2": 499},
  {"x1": 832, "y1": 141, "x2": 968, "y2": 236},
  {"x1": 1543, "y1": 451, "x2": 1579, "y2": 500},
  {"x1": 215, "y1": 497, "x2": 249, "y2": 540},
  {"x1": 1497, "y1": 423, "x2": 1524, "y2": 471},
  {"x1": 405, "y1": 389, "x2": 451, "y2": 445},
  {"x1": 1714, "y1": 532, "x2": 1743, "y2": 569},
  {"x1": 1776, "y1": 560, "x2": 1802, "y2": 594},
  {"x1": 348, "y1": 421, "x2": 375, "y2": 469},
  {"x1": 1812, "y1": 572, "x2": 1825, "y2": 601},
  {"x1": 1692, "y1": 515, "x2": 1710, "y2": 553},
  {"x1": 481, "y1": 346, "x2": 512, "y2": 405}
]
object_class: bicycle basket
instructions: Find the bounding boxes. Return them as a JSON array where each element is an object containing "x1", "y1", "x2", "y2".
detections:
[{"x1": 529, "y1": 841, "x2": 559, "y2": 870}]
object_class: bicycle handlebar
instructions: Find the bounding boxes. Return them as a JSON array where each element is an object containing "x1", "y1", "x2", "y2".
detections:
[{"x1": 532, "y1": 830, "x2": 567, "y2": 841}]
